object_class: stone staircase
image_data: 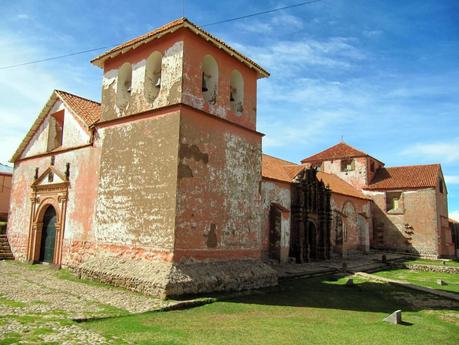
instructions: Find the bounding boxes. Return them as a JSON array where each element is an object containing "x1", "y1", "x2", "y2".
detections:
[{"x1": 0, "y1": 234, "x2": 14, "y2": 260}]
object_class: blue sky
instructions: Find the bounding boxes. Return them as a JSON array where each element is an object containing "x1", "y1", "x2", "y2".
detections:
[{"x1": 0, "y1": 0, "x2": 458, "y2": 219}]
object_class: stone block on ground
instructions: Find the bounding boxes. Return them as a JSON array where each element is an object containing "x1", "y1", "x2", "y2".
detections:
[
  {"x1": 436, "y1": 279, "x2": 447, "y2": 286},
  {"x1": 383, "y1": 310, "x2": 402, "y2": 324}
]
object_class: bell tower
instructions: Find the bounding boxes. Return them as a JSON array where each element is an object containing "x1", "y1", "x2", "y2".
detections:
[{"x1": 85, "y1": 18, "x2": 276, "y2": 297}]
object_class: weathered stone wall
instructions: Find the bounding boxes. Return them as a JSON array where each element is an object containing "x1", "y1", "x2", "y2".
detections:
[
  {"x1": 435, "y1": 176, "x2": 454, "y2": 257},
  {"x1": 260, "y1": 179, "x2": 291, "y2": 263},
  {"x1": 174, "y1": 108, "x2": 262, "y2": 262},
  {"x1": 366, "y1": 188, "x2": 440, "y2": 256},
  {"x1": 101, "y1": 31, "x2": 185, "y2": 121},
  {"x1": 181, "y1": 30, "x2": 259, "y2": 131},
  {"x1": 330, "y1": 193, "x2": 371, "y2": 257},
  {"x1": 92, "y1": 111, "x2": 180, "y2": 262},
  {"x1": 322, "y1": 157, "x2": 369, "y2": 189}
]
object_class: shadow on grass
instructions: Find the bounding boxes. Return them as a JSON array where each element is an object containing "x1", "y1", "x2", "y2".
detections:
[{"x1": 222, "y1": 275, "x2": 459, "y2": 315}]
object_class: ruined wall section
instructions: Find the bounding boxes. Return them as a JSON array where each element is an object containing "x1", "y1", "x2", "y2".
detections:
[
  {"x1": 174, "y1": 108, "x2": 262, "y2": 262},
  {"x1": 100, "y1": 33, "x2": 185, "y2": 122},
  {"x1": 322, "y1": 157, "x2": 368, "y2": 189},
  {"x1": 260, "y1": 179, "x2": 291, "y2": 263},
  {"x1": 367, "y1": 188, "x2": 440, "y2": 256},
  {"x1": 7, "y1": 146, "x2": 99, "y2": 264},
  {"x1": 92, "y1": 112, "x2": 180, "y2": 261},
  {"x1": 181, "y1": 30, "x2": 258, "y2": 131}
]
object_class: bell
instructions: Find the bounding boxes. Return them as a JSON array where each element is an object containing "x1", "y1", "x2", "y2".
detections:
[
  {"x1": 155, "y1": 77, "x2": 161, "y2": 88},
  {"x1": 202, "y1": 74, "x2": 208, "y2": 92}
]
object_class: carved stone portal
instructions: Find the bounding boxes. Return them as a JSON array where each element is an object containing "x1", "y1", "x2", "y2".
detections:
[{"x1": 26, "y1": 166, "x2": 69, "y2": 267}]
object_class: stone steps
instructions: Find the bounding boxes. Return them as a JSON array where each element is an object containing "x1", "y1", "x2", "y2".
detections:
[{"x1": 0, "y1": 234, "x2": 14, "y2": 260}]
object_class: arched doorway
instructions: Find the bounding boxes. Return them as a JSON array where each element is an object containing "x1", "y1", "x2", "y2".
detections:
[{"x1": 39, "y1": 206, "x2": 57, "y2": 263}]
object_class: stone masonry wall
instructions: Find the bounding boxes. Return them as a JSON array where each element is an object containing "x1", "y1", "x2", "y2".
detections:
[{"x1": 367, "y1": 188, "x2": 440, "y2": 256}]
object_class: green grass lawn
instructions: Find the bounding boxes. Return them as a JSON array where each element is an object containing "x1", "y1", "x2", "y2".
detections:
[
  {"x1": 404, "y1": 258, "x2": 459, "y2": 268},
  {"x1": 374, "y1": 269, "x2": 459, "y2": 294},
  {"x1": 82, "y1": 276, "x2": 459, "y2": 345}
]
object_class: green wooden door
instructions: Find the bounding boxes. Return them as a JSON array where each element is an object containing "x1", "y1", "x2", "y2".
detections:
[{"x1": 39, "y1": 206, "x2": 56, "y2": 263}]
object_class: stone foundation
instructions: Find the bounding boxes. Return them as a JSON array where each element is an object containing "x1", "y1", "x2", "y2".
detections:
[{"x1": 76, "y1": 256, "x2": 278, "y2": 298}]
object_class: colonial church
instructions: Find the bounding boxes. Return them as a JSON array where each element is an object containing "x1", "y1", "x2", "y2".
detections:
[{"x1": 6, "y1": 18, "x2": 455, "y2": 297}]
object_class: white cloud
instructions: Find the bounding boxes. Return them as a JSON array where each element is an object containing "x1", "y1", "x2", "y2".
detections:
[
  {"x1": 363, "y1": 30, "x2": 383, "y2": 38},
  {"x1": 0, "y1": 31, "x2": 101, "y2": 163},
  {"x1": 445, "y1": 176, "x2": 459, "y2": 185},
  {"x1": 450, "y1": 210, "x2": 459, "y2": 222},
  {"x1": 16, "y1": 14, "x2": 30, "y2": 20},
  {"x1": 402, "y1": 140, "x2": 459, "y2": 164}
]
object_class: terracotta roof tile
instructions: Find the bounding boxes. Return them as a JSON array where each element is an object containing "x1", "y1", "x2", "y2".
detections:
[
  {"x1": 262, "y1": 154, "x2": 302, "y2": 183},
  {"x1": 262, "y1": 154, "x2": 369, "y2": 200},
  {"x1": 317, "y1": 172, "x2": 370, "y2": 200},
  {"x1": 91, "y1": 18, "x2": 269, "y2": 78},
  {"x1": 55, "y1": 90, "x2": 101, "y2": 126},
  {"x1": 301, "y1": 142, "x2": 381, "y2": 164},
  {"x1": 366, "y1": 164, "x2": 441, "y2": 190}
]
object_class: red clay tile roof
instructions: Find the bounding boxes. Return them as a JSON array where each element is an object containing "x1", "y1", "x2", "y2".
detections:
[
  {"x1": 365, "y1": 164, "x2": 441, "y2": 190},
  {"x1": 262, "y1": 154, "x2": 369, "y2": 200},
  {"x1": 55, "y1": 90, "x2": 101, "y2": 127},
  {"x1": 449, "y1": 218, "x2": 459, "y2": 224},
  {"x1": 262, "y1": 154, "x2": 303, "y2": 183},
  {"x1": 10, "y1": 90, "x2": 101, "y2": 162},
  {"x1": 91, "y1": 18, "x2": 269, "y2": 78},
  {"x1": 317, "y1": 172, "x2": 370, "y2": 200},
  {"x1": 301, "y1": 142, "x2": 383, "y2": 165}
]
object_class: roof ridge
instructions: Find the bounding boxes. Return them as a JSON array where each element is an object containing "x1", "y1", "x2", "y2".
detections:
[
  {"x1": 55, "y1": 89, "x2": 101, "y2": 105},
  {"x1": 90, "y1": 18, "x2": 269, "y2": 77},
  {"x1": 262, "y1": 153, "x2": 299, "y2": 166},
  {"x1": 384, "y1": 163, "x2": 441, "y2": 169}
]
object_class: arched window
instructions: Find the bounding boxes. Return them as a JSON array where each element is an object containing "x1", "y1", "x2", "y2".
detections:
[
  {"x1": 230, "y1": 69, "x2": 244, "y2": 115},
  {"x1": 116, "y1": 63, "x2": 132, "y2": 108},
  {"x1": 145, "y1": 51, "x2": 162, "y2": 101},
  {"x1": 201, "y1": 55, "x2": 218, "y2": 104}
]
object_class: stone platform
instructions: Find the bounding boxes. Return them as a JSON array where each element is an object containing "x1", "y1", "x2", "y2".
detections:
[
  {"x1": 271, "y1": 251, "x2": 411, "y2": 280},
  {"x1": 77, "y1": 256, "x2": 278, "y2": 298}
]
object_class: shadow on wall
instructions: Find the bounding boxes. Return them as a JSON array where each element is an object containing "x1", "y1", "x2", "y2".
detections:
[
  {"x1": 224, "y1": 275, "x2": 458, "y2": 313},
  {"x1": 370, "y1": 203, "x2": 420, "y2": 256}
]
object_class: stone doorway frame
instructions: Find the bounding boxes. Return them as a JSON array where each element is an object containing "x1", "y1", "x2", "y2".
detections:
[{"x1": 26, "y1": 166, "x2": 69, "y2": 268}]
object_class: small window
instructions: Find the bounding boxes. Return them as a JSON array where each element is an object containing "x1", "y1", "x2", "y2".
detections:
[
  {"x1": 116, "y1": 63, "x2": 132, "y2": 108},
  {"x1": 341, "y1": 159, "x2": 355, "y2": 172},
  {"x1": 386, "y1": 192, "x2": 403, "y2": 212},
  {"x1": 202, "y1": 55, "x2": 218, "y2": 104},
  {"x1": 230, "y1": 69, "x2": 244, "y2": 115},
  {"x1": 47, "y1": 110, "x2": 64, "y2": 152},
  {"x1": 439, "y1": 178, "x2": 444, "y2": 193},
  {"x1": 145, "y1": 51, "x2": 162, "y2": 101}
]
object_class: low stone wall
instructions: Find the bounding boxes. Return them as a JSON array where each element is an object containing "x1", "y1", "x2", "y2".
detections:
[
  {"x1": 76, "y1": 256, "x2": 278, "y2": 298},
  {"x1": 391, "y1": 263, "x2": 459, "y2": 274}
]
